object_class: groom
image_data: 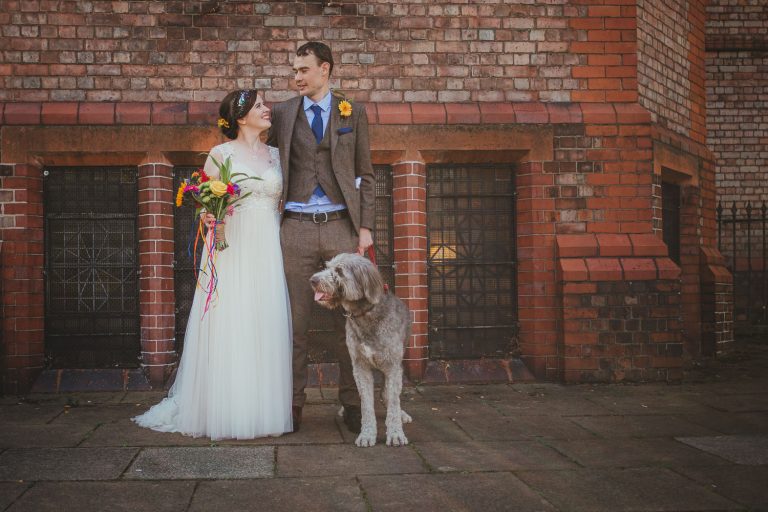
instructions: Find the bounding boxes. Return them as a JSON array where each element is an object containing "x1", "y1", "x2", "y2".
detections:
[{"x1": 267, "y1": 42, "x2": 376, "y2": 433}]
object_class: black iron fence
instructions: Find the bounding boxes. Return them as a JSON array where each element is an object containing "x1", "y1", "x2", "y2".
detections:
[{"x1": 717, "y1": 201, "x2": 768, "y2": 332}]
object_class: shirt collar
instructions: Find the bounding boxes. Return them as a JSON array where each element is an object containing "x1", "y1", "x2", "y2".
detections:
[{"x1": 303, "y1": 91, "x2": 332, "y2": 113}]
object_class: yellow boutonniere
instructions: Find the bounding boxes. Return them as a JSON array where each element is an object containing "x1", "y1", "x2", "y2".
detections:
[
  {"x1": 339, "y1": 100, "x2": 352, "y2": 118},
  {"x1": 217, "y1": 118, "x2": 230, "y2": 129}
]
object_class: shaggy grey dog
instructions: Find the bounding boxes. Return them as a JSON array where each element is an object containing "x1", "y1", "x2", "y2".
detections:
[{"x1": 310, "y1": 253, "x2": 412, "y2": 447}]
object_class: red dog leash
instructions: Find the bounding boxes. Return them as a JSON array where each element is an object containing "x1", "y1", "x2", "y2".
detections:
[{"x1": 366, "y1": 245, "x2": 389, "y2": 293}]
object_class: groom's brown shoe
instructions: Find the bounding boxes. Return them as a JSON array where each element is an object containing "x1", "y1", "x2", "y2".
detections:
[
  {"x1": 292, "y1": 406, "x2": 302, "y2": 432},
  {"x1": 342, "y1": 405, "x2": 362, "y2": 434}
]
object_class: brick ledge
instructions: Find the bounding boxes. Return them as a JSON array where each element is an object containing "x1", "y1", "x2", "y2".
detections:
[{"x1": 0, "y1": 101, "x2": 653, "y2": 127}]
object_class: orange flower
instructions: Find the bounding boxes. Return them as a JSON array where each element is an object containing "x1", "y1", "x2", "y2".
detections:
[
  {"x1": 339, "y1": 100, "x2": 352, "y2": 118},
  {"x1": 175, "y1": 182, "x2": 185, "y2": 207}
]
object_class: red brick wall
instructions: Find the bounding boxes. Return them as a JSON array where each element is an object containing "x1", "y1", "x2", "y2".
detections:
[
  {"x1": 0, "y1": 164, "x2": 45, "y2": 394},
  {"x1": 706, "y1": 0, "x2": 768, "y2": 50},
  {"x1": 637, "y1": 0, "x2": 707, "y2": 144},
  {"x1": 0, "y1": 0, "x2": 641, "y2": 104},
  {"x1": 707, "y1": 52, "x2": 768, "y2": 208},
  {"x1": 0, "y1": 0, "x2": 732, "y2": 390}
]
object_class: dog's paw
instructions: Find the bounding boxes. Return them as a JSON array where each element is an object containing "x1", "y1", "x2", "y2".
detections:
[
  {"x1": 401, "y1": 410, "x2": 413, "y2": 424},
  {"x1": 386, "y1": 429, "x2": 408, "y2": 447},
  {"x1": 355, "y1": 430, "x2": 377, "y2": 448}
]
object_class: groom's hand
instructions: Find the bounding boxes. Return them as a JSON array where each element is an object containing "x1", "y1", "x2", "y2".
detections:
[{"x1": 357, "y1": 227, "x2": 373, "y2": 255}]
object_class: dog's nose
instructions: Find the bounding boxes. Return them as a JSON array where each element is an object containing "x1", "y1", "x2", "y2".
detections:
[{"x1": 309, "y1": 275, "x2": 319, "y2": 286}]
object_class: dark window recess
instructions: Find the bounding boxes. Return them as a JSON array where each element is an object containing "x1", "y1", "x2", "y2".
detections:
[
  {"x1": 662, "y1": 182, "x2": 681, "y2": 264},
  {"x1": 427, "y1": 164, "x2": 518, "y2": 359},
  {"x1": 173, "y1": 166, "x2": 205, "y2": 355},
  {"x1": 44, "y1": 167, "x2": 139, "y2": 368}
]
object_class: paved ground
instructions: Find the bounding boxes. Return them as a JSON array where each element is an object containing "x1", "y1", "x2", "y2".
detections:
[{"x1": 1, "y1": 343, "x2": 767, "y2": 512}]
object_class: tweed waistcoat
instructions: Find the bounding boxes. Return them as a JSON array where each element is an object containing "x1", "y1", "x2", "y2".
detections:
[{"x1": 286, "y1": 108, "x2": 345, "y2": 205}]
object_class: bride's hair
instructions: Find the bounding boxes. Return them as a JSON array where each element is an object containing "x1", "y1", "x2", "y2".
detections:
[{"x1": 218, "y1": 89, "x2": 259, "y2": 139}]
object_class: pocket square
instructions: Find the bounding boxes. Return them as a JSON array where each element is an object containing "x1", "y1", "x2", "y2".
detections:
[{"x1": 337, "y1": 127, "x2": 353, "y2": 135}]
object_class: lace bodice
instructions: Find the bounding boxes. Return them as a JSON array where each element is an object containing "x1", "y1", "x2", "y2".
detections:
[{"x1": 214, "y1": 142, "x2": 282, "y2": 212}]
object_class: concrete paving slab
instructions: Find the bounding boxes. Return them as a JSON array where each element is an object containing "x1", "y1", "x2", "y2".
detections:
[
  {"x1": 516, "y1": 467, "x2": 741, "y2": 512},
  {"x1": 413, "y1": 440, "x2": 578, "y2": 472},
  {"x1": 0, "y1": 424, "x2": 93, "y2": 449},
  {"x1": 692, "y1": 393, "x2": 768, "y2": 413},
  {"x1": 125, "y1": 446, "x2": 274, "y2": 479},
  {"x1": 218, "y1": 404, "x2": 343, "y2": 446},
  {"x1": 359, "y1": 472, "x2": 557, "y2": 512},
  {"x1": 0, "y1": 482, "x2": 30, "y2": 511},
  {"x1": 682, "y1": 411, "x2": 768, "y2": 435},
  {"x1": 0, "y1": 447, "x2": 137, "y2": 481},
  {"x1": 79, "y1": 419, "x2": 211, "y2": 447},
  {"x1": 676, "y1": 435, "x2": 768, "y2": 465},
  {"x1": 569, "y1": 414, "x2": 722, "y2": 438},
  {"x1": 672, "y1": 464, "x2": 768, "y2": 509},
  {"x1": 50, "y1": 404, "x2": 147, "y2": 426},
  {"x1": 24, "y1": 392, "x2": 126, "y2": 405},
  {"x1": 118, "y1": 391, "x2": 166, "y2": 405},
  {"x1": 0, "y1": 404, "x2": 65, "y2": 424},
  {"x1": 334, "y1": 403, "x2": 472, "y2": 445},
  {"x1": 543, "y1": 438, "x2": 732, "y2": 468},
  {"x1": 189, "y1": 477, "x2": 367, "y2": 512},
  {"x1": 584, "y1": 388, "x2": 716, "y2": 415},
  {"x1": 451, "y1": 412, "x2": 596, "y2": 441},
  {"x1": 276, "y1": 444, "x2": 426, "y2": 477},
  {"x1": 6, "y1": 481, "x2": 195, "y2": 512}
]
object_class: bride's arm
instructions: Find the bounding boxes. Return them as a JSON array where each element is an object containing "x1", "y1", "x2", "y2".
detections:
[{"x1": 202, "y1": 147, "x2": 223, "y2": 179}]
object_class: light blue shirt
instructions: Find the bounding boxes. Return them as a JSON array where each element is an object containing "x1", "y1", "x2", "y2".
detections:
[{"x1": 285, "y1": 91, "x2": 346, "y2": 214}]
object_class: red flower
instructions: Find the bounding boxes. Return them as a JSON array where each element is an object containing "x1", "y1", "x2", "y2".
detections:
[
  {"x1": 199, "y1": 170, "x2": 210, "y2": 183},
  {"x1": 227, "y1": 183, "x2": 236, "y2": 195}
]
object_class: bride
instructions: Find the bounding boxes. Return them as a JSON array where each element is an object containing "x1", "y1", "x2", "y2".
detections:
[{"x1": 133, "y1": 89, "x2": 293, "y2": 439}]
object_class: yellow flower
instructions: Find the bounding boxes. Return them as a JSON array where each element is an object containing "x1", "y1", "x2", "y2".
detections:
[
  {"x1": 175, "y1": 183, "x2": 185, "y2": 207},
  {"x1": 217, "y1": 118, "x2": 230, "y2": 129},
  {"x1": 209, "y1": 180, "x2": 228, "y2": 197},
  {"x1": 339, "y1": 100, "x2": 352, "y2": 118}
]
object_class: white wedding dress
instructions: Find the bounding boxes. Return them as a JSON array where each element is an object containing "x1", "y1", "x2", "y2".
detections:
[{"x1": 133, "y1": 142, "x2": 293, "y2": 439}]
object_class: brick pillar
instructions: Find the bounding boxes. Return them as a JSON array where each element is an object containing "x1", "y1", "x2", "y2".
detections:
[
  {"x1": 392, "y1": 160, "x2": 428, "y2": 382},
  {"x1": 137, "y1": 155, "x2": 176, "y2": 388},
  {"x1": 0, "y1": 163, "x2": 45, "y2": 394}
]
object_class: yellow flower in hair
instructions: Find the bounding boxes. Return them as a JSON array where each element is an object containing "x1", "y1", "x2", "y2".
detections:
[
  {"x1": 217, "y1": 118, "x2": 230, "y2": 129},
  {"x1": 209, "y1": 180, "x2": 228, "y2": 197},
  {"x1": 339, "y1": 100, "x2": 352, "y2": 118}
]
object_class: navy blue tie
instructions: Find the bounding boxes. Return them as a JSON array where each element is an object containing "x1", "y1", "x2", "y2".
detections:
[
  {"x1": 310, "y1": 104, "x2": 324, "y2": 144},
  {"x1": 309, "y1": 104, "x2": 327, "y2": 199}
]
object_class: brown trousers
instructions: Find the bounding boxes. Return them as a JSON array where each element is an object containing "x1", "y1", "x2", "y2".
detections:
[{"x1": 280, "y1": 216, "x2": 360, "y2": 408}]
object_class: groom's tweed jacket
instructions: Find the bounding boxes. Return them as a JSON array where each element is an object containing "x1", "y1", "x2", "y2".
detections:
[{"x1": 267, "y1": 94, "x2": 376, "y2": 233}]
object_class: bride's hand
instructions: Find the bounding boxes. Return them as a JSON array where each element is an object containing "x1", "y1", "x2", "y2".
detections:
[{"x1": 203, "y1": 213, "x2": 218, "y2": 230}]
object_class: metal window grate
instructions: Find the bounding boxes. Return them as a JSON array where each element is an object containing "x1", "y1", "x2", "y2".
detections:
[
  {"x1": 427, "y1": 164, "x2": 518, "y2": 359},
  {"x1": 44, "y1": 167, "x2": 140, "y2": 368},
  {"x1": 662, "y1": 182, "x2": 681, "y2": 264},
  {"x1": 173, "y1": 166, "x2": 204, "y2": 354}
]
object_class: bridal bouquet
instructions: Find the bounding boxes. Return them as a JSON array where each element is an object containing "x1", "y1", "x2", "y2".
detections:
[
  {"x1": 175, "y1": 154, "x2": 258, "y2": 251},
  {"x1": 176, "y1": 154, "x2": 259, "y2": 314}
]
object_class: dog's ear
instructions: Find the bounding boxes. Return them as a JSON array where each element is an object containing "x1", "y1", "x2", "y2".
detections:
[{"x1": 353, "y1": 257, "x2": 384, "y2": 304}]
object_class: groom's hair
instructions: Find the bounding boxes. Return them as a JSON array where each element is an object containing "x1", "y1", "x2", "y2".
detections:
[{"x1": 296, "y1": 42, "x2": 334, "y2": 76}]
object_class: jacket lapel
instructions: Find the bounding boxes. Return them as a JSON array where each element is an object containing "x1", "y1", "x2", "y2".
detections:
[
  {"x1": 329, "y1": 94, "x2": 340, "y2": 160},
  {"x1": 281, "y1": 96, "x2": 302, "y2": 196}
]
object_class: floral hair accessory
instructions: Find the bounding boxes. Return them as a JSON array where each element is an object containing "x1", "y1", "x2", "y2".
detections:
[
  {"x1": 217, "y1": 118, "x2": 230, "y2": 129},
  {"x1": 338, "y1": 99, "x2": 352, "y2": 118},
  {"x1": 236, "y1": 90, "x2": 250, "y2": 107}
]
